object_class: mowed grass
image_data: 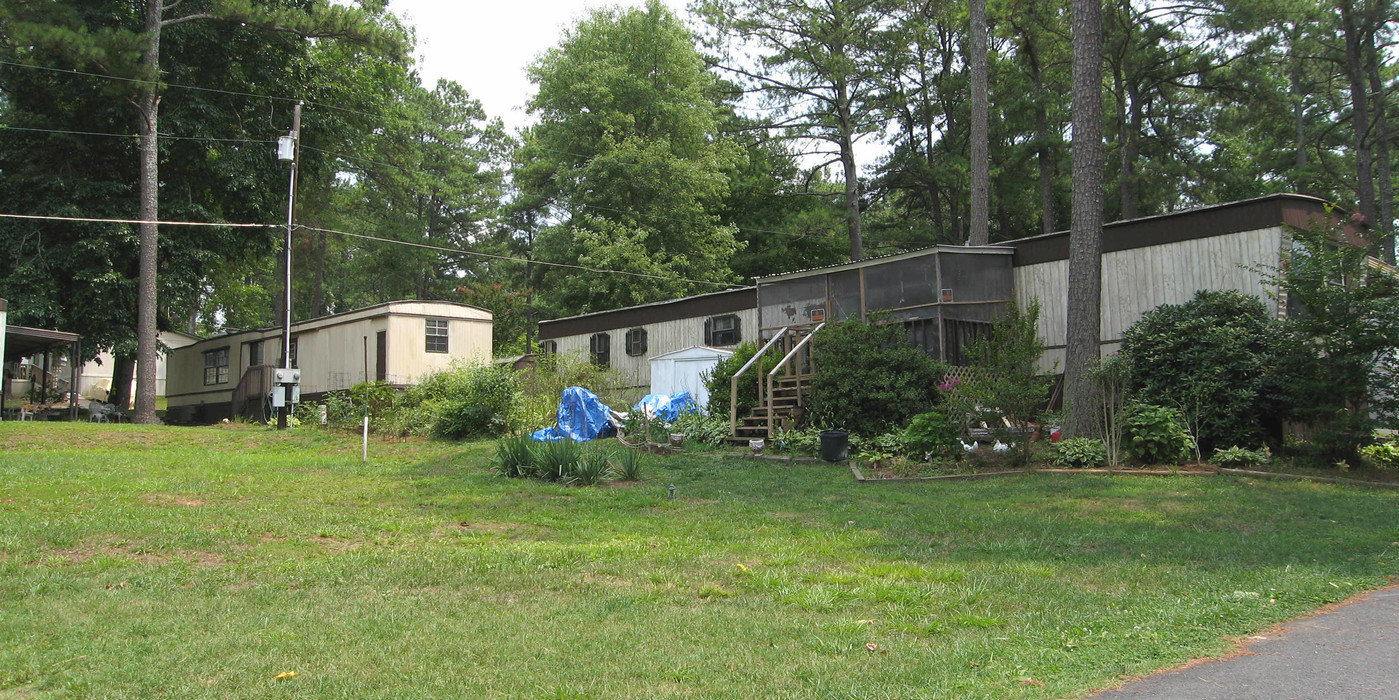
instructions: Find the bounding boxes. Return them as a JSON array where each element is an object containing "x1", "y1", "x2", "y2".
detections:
[{"x1": 2, "y1": 424, "x2": 1397, "y2": 699}]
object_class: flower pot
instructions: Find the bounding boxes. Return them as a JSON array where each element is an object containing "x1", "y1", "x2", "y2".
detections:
[{"x1": 669, "y1": 433, "x2": 684, "y2": 448}]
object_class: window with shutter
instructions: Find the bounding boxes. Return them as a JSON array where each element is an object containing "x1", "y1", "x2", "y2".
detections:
[
  {"x1": 625, "y1": 328, "x2": 647, "y2": 356},
  {"x1": 589, "y1": 333, "x2": 611, "y2": 367}
]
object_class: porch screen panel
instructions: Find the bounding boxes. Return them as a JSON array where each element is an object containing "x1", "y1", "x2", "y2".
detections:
[
  {"x1": 938, "y1": 253, "x2": 1013, "y2": 303},
  {"x1": 864, "y1": 256, "x2": 938, "y2": 312},
  {"x1": 759, "y1": 277, "x2": 827, "y2": 332},
  {"x1": 829, "y1": 270, "x2": 862, "y2": 321}
]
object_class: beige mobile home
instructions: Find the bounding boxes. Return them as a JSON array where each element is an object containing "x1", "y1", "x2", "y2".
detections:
[
  {"x1": 537, "y1": 287, "x2": 757, "y2": 392},
  {"x1": 166, "y1": 300, "x2": 492, "y2": 423},
  {"x1": 1005, "y1": 193, "x2": 1361, "y2": 370}
]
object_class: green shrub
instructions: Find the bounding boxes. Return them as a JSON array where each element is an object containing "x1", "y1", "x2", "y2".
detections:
[
  {"x1": 517, "y1": 354, "x2": 632, "y2": 432},
  {"x1": 808, "y1": 315, "x2": 946, "y2": 437},
  {"x1": 1358, "y1": 441, "x2": 1399, "y2": 471},
  {"x1": 774, "y1": 427, "x2": 822, "y2": 456},
  {"x1": 904, "y1": 411, "x2": 960, "y2": 460},
  {"x1": 962, "y1": 299, "x2": 1053, "y2": 465},
  {"x1": 406, "y1": 362, "x2": 520, "y2": 439},
  {"x1": 1051, "y1": 437, "x2": 1107, "y2": 468},
  {"x1": 672, "y1": 412, "x2": 730, "y2": 447},
  {"x1": 1209, "y1": 445, "x2": 1270, "y2": 468},
  {"x1": 492, "y1": 435, "x2": 538, "y2": 478},
  {"x1": 1122, "y1": 404, "x2": 1195, "y2": 465},
  {"x1": 1120, "y1": 290, "x2": 1291, "y2": 453},
  {"x1": 613, "y1": 448, "x2": 644, "y2": 481},
  {"x1": 864, "y1": 432, "x2": 910, "y2": 458},
  {"x1": 1265, "y1": 224, "x2": 1399, "y2": 461}
]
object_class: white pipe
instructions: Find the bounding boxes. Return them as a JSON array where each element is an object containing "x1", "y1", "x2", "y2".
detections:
[{"x1": 362, "y1": 415, "x2": 369, "y2": 462}]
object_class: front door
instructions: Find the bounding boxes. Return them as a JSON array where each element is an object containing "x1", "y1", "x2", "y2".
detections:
[{"x1": 375, "y1": 331, "x2": 387, "y2": 382}]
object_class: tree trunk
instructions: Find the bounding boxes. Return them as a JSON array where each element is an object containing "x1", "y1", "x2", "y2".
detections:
[
  {"x1": 968, "y1": 0, "x2": 990, "y2": 245},
  {"x1": 1339, "y1": 0, "x2": 1374, "y2": 231},
  {"x1": 836, "y1": 88, "x2": 864, "y2": 261},
  {"x1": 1289, "y1": 25, "x2": 1309, "y2": 186},
  {"x1": 1366, "y1": 30, "x2": 1394, "y2": 263},
  {"x1": 1120, "y1": 90, "x2": 1141, "y2": 220},
  {"x1": 108, "y1": 353, "x2": 136, "y2": 412},
  {"x1": 133, "y1": 0, "x2": 162, "y2": 425},
  {"x1": 1064, "y1": 0, "x2": 1105, "y2": 437},
  {"x1": 1029, "y1": 42, "x2": 1056, "y2": 235}
]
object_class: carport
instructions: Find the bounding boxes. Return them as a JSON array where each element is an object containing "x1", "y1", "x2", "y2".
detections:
[{"x1": 3, "y1": 317, "x2": 82, "y2": 421}]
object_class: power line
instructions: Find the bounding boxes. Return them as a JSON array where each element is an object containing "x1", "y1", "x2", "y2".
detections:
[
  {"x1": 0, "y1": 124, "x2": 276, "y2": 144},
  {"x1": 297, "y1": 224, "x2": 741, "y2": 288},
  {"x1": 0, "y1": 213, "x2": 278, "y2": 227}
]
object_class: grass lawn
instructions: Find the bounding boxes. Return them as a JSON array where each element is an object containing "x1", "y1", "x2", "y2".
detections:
[{"x1": 2, "y1": 423, "x2": 1397, "y2": 699}]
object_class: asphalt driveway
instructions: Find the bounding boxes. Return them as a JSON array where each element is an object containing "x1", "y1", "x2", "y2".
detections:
[{"x1": 1091, "y1": 585, "x2": 1399, "y2": 699}]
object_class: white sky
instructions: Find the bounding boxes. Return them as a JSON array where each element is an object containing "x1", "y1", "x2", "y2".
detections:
[{"x1": 388, "y1": 0, "x2": 690, "y2": 136}]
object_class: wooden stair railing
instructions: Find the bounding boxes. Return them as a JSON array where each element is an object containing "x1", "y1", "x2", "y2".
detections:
[
  {"x1": 231, "y1": 365, "x2": 276, "y2": 422},
  {"x1": 729, "y1": 327, "x2": 789, "y2": 439},
  {"x1": 728, "y1": 323, "x2": 825, "y2": 442}
]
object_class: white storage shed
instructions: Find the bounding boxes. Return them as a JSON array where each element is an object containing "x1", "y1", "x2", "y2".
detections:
[{"x1": 649, "y1": 345, "x2": 732, "y2": 411}]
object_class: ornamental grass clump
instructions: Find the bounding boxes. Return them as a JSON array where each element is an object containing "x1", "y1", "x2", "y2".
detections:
[
  {"x1": 491, "y1": 434, "x2": 538, "y2": 478},
  {"x1": 613, "y1": 448, "x2": 644, "y2": 481},
  {"x1": 564, "y1": 449, "x2": 612, "y2": 486},
  {"x1": 534, "y1": 439, "x2": 583, "y2": 482}
]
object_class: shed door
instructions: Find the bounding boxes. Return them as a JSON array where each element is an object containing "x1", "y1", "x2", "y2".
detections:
[{"x1": 375, "y1": 331, "x2": 387, "y2": 382}]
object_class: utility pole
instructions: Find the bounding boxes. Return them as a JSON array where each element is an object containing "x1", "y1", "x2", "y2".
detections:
[{"x1": 278, "y1": 101, "x2": 302, "y2": 430}]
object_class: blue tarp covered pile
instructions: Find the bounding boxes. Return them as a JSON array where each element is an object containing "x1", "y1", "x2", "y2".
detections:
[
  {"x1": 531, "y1": 386, "x2": 615, "y2": 442},
  {"x1": 631, "y1": 391, "x2": 699, "y2": 422}
]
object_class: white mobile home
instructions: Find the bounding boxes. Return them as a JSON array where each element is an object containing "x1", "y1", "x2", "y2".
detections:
[
  {"x1": 538, "y1": 193, "x2": 1363, "y2": 437},
  {"x1": 166, "y1": 300, "x2": 492, "y2": 423},
  {"x1": 537, "y1": 287, "x2": 757, "y2": 393}
]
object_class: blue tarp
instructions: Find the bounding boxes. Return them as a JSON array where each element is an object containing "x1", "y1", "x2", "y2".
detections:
[
  {"x1": 531, "y1": 386, "x2": 615, "y2": 442},
  {"x1": 632, "y1": 391, "x2": 699, "y2": 423}
]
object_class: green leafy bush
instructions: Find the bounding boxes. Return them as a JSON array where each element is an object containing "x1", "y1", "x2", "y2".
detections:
[
  {"x1": 961, "y1": 300, "x2": 1052, "y2": 465},
  {"x1": 1264, "y1": 224, "x2": 1399, "y2": 461},
  {"x1": 1209, "y1": 445, "x2": 1270, "y2": 468},
  {"x1": 1358, "y1": 441, "x2": 1399, "y2": 471},
  {"x1": 405, "y1": 362, "x2": 520, "y2": 439},
  {"x1": 1051, "y1": 437, "x2": 1107, "y2": 468},
  {"x1": 808, "y1": 315, "x2": 946, "y2": 437},
  {"x1": 774, "y1": 427, "x2": 822, "y2": 456},
  {"x1": 1122, "y1": 404, "x2": 1195, "y2": 465},
  {"x1": 904, "y1": 411, "x2": 961, "y2": 460},
  {"x1": 672, "y1": 412, "x2": 730, "y2": 447},
  {"x1": 1120, "y1": 290, "x2": 1291, "y2": 453}
]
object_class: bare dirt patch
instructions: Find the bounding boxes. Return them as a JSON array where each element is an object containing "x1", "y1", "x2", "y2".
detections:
[
  {"x1": 142, "y1": 493, "x2": 206, "y2": 507},
  {"x1": 434, "y1": 521, "x2": 550, "y2": 539}
]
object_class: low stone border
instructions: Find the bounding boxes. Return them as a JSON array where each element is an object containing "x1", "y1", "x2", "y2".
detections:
[{"x1": 850, "y1": 464, "x2": 1030, "y2": 482}]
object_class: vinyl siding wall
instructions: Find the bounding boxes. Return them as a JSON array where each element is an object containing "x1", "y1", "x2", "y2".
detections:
[
  {"x1": 549, "y1": 308, "x2": 758, "y2": 388},
  {"x1": 1016, "y1": 225, "x2": 1286, "y2": 371}
]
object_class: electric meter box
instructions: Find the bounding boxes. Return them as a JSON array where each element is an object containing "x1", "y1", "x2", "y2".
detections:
[{"x1": 274, "y1": 368, "x2": 301, "y2": 385}]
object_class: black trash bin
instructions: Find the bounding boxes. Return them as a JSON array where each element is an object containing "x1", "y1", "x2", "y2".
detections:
[{"x1": 819, "y1": 430, "x2": 850, "y2": 462}]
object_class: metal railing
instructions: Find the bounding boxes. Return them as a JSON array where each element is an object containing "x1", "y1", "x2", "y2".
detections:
[
  {"x1": 729, "y1": 326, "x2": 789, "y2": 438},
  {"x1": 765, "y1": 322, "x2": 824, "y2": 437}
]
